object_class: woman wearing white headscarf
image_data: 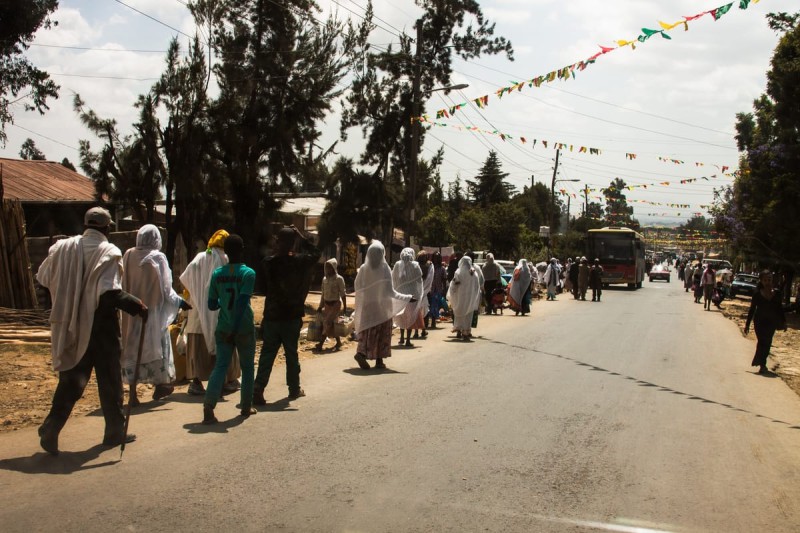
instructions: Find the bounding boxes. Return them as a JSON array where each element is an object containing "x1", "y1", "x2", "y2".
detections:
[
  {"x1": 353, "y1": 241, "x2": 413, "y2": 370},
  {"x1": 316, "y1": 258, "x2": 347, "y2": 351},
  {"x1": 544, "y1": 257, "x2": 560, "y2": 301},
  {"x1": 121, "y1": 225, "x2": 188, "y2": 405},
  {"x1": 508, "y1": 258, "x2": 533, "y2": 315},
  {"x1": 447, "y1": 255, "x2": 481, "y2": 340},
  {"x1": 416, "y1": 250, "x2": 434, "y2": 338},
  {"x1": 392, "y1": 247, "x2": 424, "y2": 346}
]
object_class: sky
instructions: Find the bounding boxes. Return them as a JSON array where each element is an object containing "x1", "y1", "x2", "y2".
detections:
[{"x1": 2, "y1": 0, "x2": 796, "y2": 226}]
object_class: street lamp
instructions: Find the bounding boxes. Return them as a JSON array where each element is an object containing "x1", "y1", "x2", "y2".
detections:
[
  {"x1": 550, "y1": 176, "x2": 579, "y2": 234},
  {"x1": 407, "y1": 79, "x2": 469, "y2": 247}
]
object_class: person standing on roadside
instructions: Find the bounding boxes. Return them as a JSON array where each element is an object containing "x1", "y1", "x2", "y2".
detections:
[
  {"x1": 590, "y1": 259, "x2": 604, "y2": 302},
  {"x1": 202, "y1": 235, "x2": 257, "y2": 424},
  {"x1": 316, "y1": 258, "x2": 347, "y2": 352},
  {"x1": 121, "y1": 224, "x2": 191, "y2": 406},
  {"x1": 701, "y1": 263, "x2": 716, "y2": 310},
  {"x1": 684, "y1": 261, "x2": 694, "y2": 293},
  {"x1": 578, "y1": 257, "x2": 590, "y2": 301},
  {"x1": 427, "y1": 251, "x2": 447, "y2": 328},
  {"x1": 448, "y1": 255, "x2": 481, "y2": 339},
  {"x1": 544, "y1": 258, "x2": 560, "y2": 301},
  {"x1": 481, "y1": 253, "x2": 501, "y2": 314},
  {"x1": 569, "y1": 257, "x2": 580, "y2": 299},
  {"x1": 745, "y1": 270, "x2": 787, "y2": 375},
  {"x1": 36, "y1": 207, "x2": 148, "y2": 455},
  {"x1": 253, "y1": 226, "x2": 320, "y2": 405}
]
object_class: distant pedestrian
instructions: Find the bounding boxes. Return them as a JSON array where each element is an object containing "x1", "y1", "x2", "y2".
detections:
[
  {"x1": 253, "y1": 226, "x2": 320, "y2": 405},
  {"x1": 563, "y1": 258, "x2": 574, "y2": 294},
  {"x1": 36, "y1": 207, "x2": 148, "y2": 455},
  {"x1": 392, "y1": 247, "x2": 424, "y2": 346},
  {"x1": 590, "y1": 259, "x2": 604, "y2": 302},
  {"x1": 202, "y1": 235, "x2": 257, "y2": 424},
  {"x1": 744, "y1": 271, "x2": 787, "y2": 375},
  {"x1": 481, "y1": 253, "x2": 502, "y2": 314},
  {"x1": 448, "y1": 255, "x2": 481, "y2": 339},
  {"x1": 316, "y1": 258, "x2": 347, "y2": 351},
  {"x1": 684, "y1": 262, "x2": 694, "y2": 293},
  {"x1": 353, "y1": 241, "x2": 413, "y2": 370},
  {"x1": 692, "y1": 265, "x2": 703, "y2": 303},
  {"x1": 426, "y1": 251, "x2": 447, "y2": 328},
  {"x1": 544, "y1": 258, "x2": 559, "y2": 301},
  {"x1": 701, "y1": 264, "x2": 716, "y2": 310},
  {"x1": 578, "y1": 257, "x2": 590, "y2": 301},
  {"x1": 508, "y1": 259, "x2": 532, "y2": 315},
  {"x1": 121, "y1": 225, "x2": 190, "y2": 406},
  {"x1": 417, "y1": 250, "x2": 433, "y2": 338},
  {"x1": 569, "y1": 257, "x2": 580, "y2": 299}
]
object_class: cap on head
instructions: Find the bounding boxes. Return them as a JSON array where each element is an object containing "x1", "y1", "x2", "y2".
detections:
[{"x1": 84, "y1": 207, "x2": 114, "y2": 229}]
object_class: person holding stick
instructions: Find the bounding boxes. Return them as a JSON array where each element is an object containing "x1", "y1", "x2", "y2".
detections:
[{"x1": 36, "y1": 207, "x2": 148, "y2": 455}]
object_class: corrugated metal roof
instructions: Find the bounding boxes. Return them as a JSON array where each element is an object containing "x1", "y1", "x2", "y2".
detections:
[
  {"x1": 0, "y1": 158, "x2": 98, "y2": 203},
  {"x1": 280, "y1": 196, "x2": 327, "y2": 216}
]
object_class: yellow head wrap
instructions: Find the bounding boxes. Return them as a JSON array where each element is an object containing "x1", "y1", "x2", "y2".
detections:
[{"x1": 206, "y1": 229, "x2": 229, "y2": 252}]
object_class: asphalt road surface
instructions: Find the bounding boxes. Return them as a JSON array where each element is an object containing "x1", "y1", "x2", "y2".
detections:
[{"x1": 1, "y1": 280, "x2": 800, "y2": 532}]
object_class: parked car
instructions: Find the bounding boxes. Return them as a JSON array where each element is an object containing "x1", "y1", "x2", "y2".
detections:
[
  {"x1": 648, "y1": 264, "x2": 671, "y2": 282},
  {"x1": 730, "y1": 273, "x2": 759, "y2": 298}
]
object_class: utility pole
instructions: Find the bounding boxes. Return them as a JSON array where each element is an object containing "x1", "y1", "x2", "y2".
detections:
[
  {"x1": 529, "y1": 174, "x2": 535, "y2": 227},
  {"x1": 566, "y1": 194, "x2": 571, "y2": 230},
  {"x1": 407, "y1": 23, "x2": 423, "y2": 248},
  {"x1": 584, "y1": 185, "x2": 589, "y2": 218},
  {"x1": 549, "y1": 148, "x2": 561, "y2": 234}
]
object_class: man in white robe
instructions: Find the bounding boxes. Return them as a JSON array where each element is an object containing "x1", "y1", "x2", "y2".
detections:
[{"x1": 36, "y1": 207, "x2": 147, "y2": 455}]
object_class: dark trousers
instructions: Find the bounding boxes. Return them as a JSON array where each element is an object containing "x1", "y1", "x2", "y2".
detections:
[
  {"x1": 255, "y1": 318, "x2": 302, "y2": 394},
  {"x1": 41, "y1": 342, "x2": 125, "y2": 441},
  {"x1": 484, "y1": 280, "x2": 498, "y2": 311},
  {"x1": 592, "y1": 287, "x2": 602, "y2": 301},
  {"x1": 752, "y1": 323, "x2": 776, "y2": 367}
]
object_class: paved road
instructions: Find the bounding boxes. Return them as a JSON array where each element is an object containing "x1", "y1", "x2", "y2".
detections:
[{"x1": 1, "y1": 280, "x2": 799, "y2": 532}]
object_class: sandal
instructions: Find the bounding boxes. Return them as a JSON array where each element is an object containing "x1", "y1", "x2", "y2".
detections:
[{"x1": 354, "y1": 353, "x2": 370, "y2": 370}]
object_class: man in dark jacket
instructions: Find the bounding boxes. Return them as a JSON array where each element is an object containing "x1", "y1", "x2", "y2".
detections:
[
  {"x1": 590, "y1": 259, "x2": 604, "y2": 302},
  {"x1": 253, "y1": 226, "x2": 321, "y2": 403},
  {"x1": 569, "y1": 257, "x2": 580, "y2": 300},
  {"x1": 36, "y1": 207, "x2": 147, "y2": 455}
]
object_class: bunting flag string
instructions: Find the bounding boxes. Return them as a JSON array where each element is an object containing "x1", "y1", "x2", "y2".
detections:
[
  {"x1": 417, "y1": 117, "x2": 735, "y2": 172},
  {"x1": 418, "y1": 0, "x2": 762, "y2": 122}
]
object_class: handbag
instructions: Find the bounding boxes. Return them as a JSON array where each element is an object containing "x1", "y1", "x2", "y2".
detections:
[
  {"x1": 334, "y1": 316, "x2": 354, "y2": 337},
  {"x1": 306, "y1": 313, "x2": 323, "y2": 342}
]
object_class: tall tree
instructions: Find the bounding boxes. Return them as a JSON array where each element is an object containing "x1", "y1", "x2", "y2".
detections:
[
  {"x1": 342, "y1": 1, "x2": 513, "y2": 234},
  {"x1": 0, "y1": 0, "x2": 60, "y2": 146},
  {"x1": 603, "y1": 178, "x2": 637, "y2": 229},
  {"x1": 19, "y1": 138, "x2": 45, "y2": 160},
  {"x1": 467, "y1": 151, "x2": 515, "y2": 207},
  {"x1": 191, "y1": 0, "x2": 364, "y2": 258}
]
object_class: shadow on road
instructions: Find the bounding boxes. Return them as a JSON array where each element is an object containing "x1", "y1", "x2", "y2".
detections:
[
  {"x1": 342, "y1": 367, "x2": 407, "y2": 376},
  {"x1": 255, "y1": 398, "x2": 299, "y2": 412},
  {"x1": 0, "y1": 444, "x2": 119, "y2": 475},
  {"x1": 183, "y1": 416, "x2": 245, "y2": 434},
  {"x1": 487, "y1": 337, "x2": 800, "y2": 431}
]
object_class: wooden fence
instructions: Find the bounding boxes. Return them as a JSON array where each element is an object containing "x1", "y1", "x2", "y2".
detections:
[{"x1": 0, "y1": 199, "x2": 37, "y2": 309}]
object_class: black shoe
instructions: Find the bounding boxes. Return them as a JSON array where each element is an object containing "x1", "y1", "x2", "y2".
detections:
[
  {"x1": 202, "y1": 406, "x2": 218, "y2": 425},
  {"x1": 354, "y1": 353, "x2": 370, "y2": 369},
  {"x1": 102, "y1": 433, "x2": 136, "y2": 447},
  {"x1": 288, "y1": 388, "x2": 306, "y2": 400},
  {"x1": 240, "y1": 406, "x2": 257, "y2": 418},
  {"x1": 153, "y1": 384, "x2": 175, "y2": 401},
  {"x1": 38, "y1": 425, "x2": 59, "y2": 456},
  {"x1": 252, "y1": 389, "x2": 267, "y2": 406}
]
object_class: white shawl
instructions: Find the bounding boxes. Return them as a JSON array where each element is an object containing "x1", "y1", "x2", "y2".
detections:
[
  {"x1": 392, "y1": 247, "x2": 424, "y2": 329},
  {"x1": 179, "y1": 247, "x2": 228, "y2": 353},
  {"x1": 37, "y1": 229, "x2": 122, "y2": 371},
  {"x1": 354, "y1": 241, "x2": 412, "y2": 334},
  {"x1": 447, "y1": 256, "x2": 481, "y2": 318}
]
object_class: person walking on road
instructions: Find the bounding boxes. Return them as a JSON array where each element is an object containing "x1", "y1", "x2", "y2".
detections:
[
  {"x1": 508, "y1": 259, "x2": 532, "y2": 315},
  {"x1": 179, "y1": 230, "x2": 242, "y2": 396},
  {"x1": 745, "y1": 271, "x2": 787, "y2": 375},
  {"x1": 569, "y1": 257, "x2": 580, "y2": 299},
  {"x1": 578, "y1": 257, "x2": 590, "y2": 301},
  {"x1": 448, "y1": 255, "x2": 481, "y2": 339},
  {"x1": 701, "y1": 263, "x2": 716, "y2": 310},
  {"x1": 692, "y1": 264, "x2": 703, "y2": 303},
  {"x1": 253, "y1": 226, "x2": 320, "y2": 404},
  {"x1": 36, "y1": 207, "x2": 148, "y2": 455},
  {"x1": 481, "y1": 253, "x2": 501, "y2": 314},
  {"x1": 684, "y1": 261, "x2": 694, "y2": 293},
  {"x1": 426, "y1": 251, "x2": 447, "y2": 328},
  {"x1": 392, "y1": 247, "x2": 424, "y2": 346},
  {"x1": 544, "y1": 258, "x2": 560, "y2": 301},
  {"x1": 121, "y1": 224, "x2": 190, "y2": 406},
  {"x1": 353, "y1": 241, "x2": 413, "y2": 370},
  {"x1": 417, "y1": 250, "x2": 433, "y2": 338},
  {"x1": 316, "y1": 258, "x2": 347, "y2": 352},
  {"x1": 202, "y1": 235, "x2": 257, "y2": 424},
  {"x1": 590, "y1": 259, "x2": 604, "y2": 302}
]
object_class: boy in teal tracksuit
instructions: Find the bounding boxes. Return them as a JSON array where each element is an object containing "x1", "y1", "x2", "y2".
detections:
[{"x1": 202, "y1": 234, "x2": 257, "y2": 424}]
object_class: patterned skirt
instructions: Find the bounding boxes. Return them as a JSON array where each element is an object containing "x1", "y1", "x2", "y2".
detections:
[{"x1": 357, "y1": 319, "x2": 393, "y2": 360}]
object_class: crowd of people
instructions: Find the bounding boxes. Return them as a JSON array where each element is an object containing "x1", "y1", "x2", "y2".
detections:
[{"x1": 40, "y1": 207, "x2": 791, "y2": 454}]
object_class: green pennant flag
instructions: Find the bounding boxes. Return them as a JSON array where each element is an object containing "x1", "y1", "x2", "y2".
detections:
[
  {"x1": 739, "y1": 0, "x2": 750, "y2": 9},
  {"x1": 713, "y1": 3, "x2": 733, "y2": 20},
  {"x1": 638, "y1": 27, "x2": 660, "y2": 42},
  {"x1": 660, "y1": 31, "x2": 672, "y2": 40}
]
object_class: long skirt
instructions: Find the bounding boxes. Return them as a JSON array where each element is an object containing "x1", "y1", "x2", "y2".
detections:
[
  {"x1": 752, "y1": 323, "x2": 776, "y2": 367},
  {"x1": 186, "y1": 332, "x2": 241, "y2": 382},
  {"x1": 321, "y1": 300, "x2": 342, "y2": 338},
  {"x1": 453, "y1": 312, "x2": 472, "y2": 334},
  {"x1": 123, "y1": 331, "x2": 175, "y2": 385},
  {"x1": 357, "y1": 319, "x2": 393, "y2": 360}
]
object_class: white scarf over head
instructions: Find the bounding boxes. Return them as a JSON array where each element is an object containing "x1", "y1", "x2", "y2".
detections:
[
  {"x1": 447, "y1": 255, "x2": 481, "y2": 317},
  {"x1": 121, "y1": 225, "x2": 181, "y2": 369},
  {"x1": 392, "y1": 247, "x2": 424, "y2": 328},
  {"x1": 354, "y1": 241, "x2": 412, "y2": 334},
  {"x1": 511, "y1": 258, "x2": 533, "y2": 303},
  {"x1": 179, "y1": 240, "x2": 228, "y2": 353}
]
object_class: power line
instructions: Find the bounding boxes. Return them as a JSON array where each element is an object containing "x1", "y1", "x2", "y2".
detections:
[
  {"x1": 329, "y1": 0, "x2": 411, "y2": 42},
  {"x1": 30, "y1": 43, "x2": 174, "y2": 53},
  {"x1": 112, "y1": 0, "x2": 197, "y2": 41},
  {"x1": 49, "y1": 72, "x2": 158, "y2": 81},
  {"x1": 11, "y1": 124, "x2": 79, "y2": 152}
]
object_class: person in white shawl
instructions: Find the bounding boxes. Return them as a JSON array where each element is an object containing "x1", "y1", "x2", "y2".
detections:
[
  {"x1": 179, "y1": 230, "x2": 241, "y2": 395},
  {"x1": 121, "y1": 225, "x2": 189, "y2": 406},
  {"x1": 544, "y1": 257, "x2": 560, "y2": 301},
  {"x1": 36, "y1": 207, "x2": 147, "y2": 455},
  {"x1": 416, "y1": 250, "x2": 434, "y2": 338},
  {"x1": 447, "y1": 255, "x2": 481, "y2": 340},
  {"x1": 508, "y1": 258, "x2": 533, "y2": 315},
  {"x1": 353, "y1": 241, "x2": 413, "y2": 370},
  {"x1": 392, "y1": 247, "x2": 424, "y2": 346}
]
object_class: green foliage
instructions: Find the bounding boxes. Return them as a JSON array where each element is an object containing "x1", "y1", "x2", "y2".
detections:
[
  {"x1": 60, "y1": 157, "x2": 75, "y2": 171},
  {"x1": 553, "y1": 230, "x2": 587, "y2": 262},
  {"x1": 483, "y1": 202, "x2": 523, "y2": 258},
  {"x1": 679, "y1": 215, "x2": 713, "y2": 233},
  {"x1": 19, "y1": 138, "x2": 45, "y2": 160},
  {"x1": 416, "y1": 205, "x2": 453, "y2": 247},
  {"x1": 603, "y1": 178, "x2": 638, "y2": 229},
  {"x1": 0, "y1": 0, "x2": 60, "y2": 146},
  {"x1": 466, "y1": 151, "x2": 515, "y2": 206}
]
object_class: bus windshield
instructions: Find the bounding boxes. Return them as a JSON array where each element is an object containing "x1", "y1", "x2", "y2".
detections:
[{"x1": 589, "y1": 236, "x2": 634, "y2": 264}]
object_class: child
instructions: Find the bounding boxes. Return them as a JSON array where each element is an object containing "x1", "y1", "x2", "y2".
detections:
[{"x1": 202, "y1": 234, "x2": 257, "y2": 424}]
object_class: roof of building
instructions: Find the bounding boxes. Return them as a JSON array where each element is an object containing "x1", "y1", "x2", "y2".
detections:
[
  {"x1": 0, "y1": 158, "x2": 98, "y2": 203},
  {"x1": 279, "y1": 196, "x2": 327, "y2": 216}
]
